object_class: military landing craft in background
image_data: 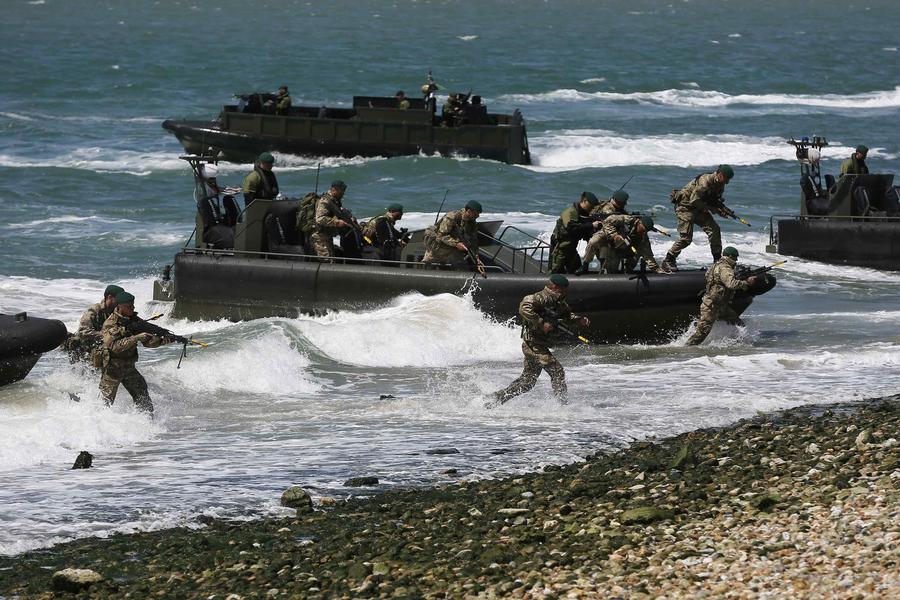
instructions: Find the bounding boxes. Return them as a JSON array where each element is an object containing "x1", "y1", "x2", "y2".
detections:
[
  {"x1": 149, "y1": 158, "x2": 776, "y2": 344},
  {"x1": 162, "y1": 86, "x2": 531, "y2": 165},
  {"x1": 767, "y1": 137, "x2": 900, "y2": 270}
]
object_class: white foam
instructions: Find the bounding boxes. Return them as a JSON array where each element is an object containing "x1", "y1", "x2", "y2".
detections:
[
  {"x1": 526, "y1": 131, "x2": 854, "y2": 171},
  {"x1": 501, "y1": 85, "x2": 900, "y2": 110},
  {"x1": 579, "y1": 77, "x2": 606, "y2": 84},
  {"x1": 293, "y1": 293, "x2": 521, "y2": 367},
  {"x1": 5, "y1": 215, "x2": 137, "y2": 230},
  {"x1": 457, "y1": 35, "x2": 479, "y2": 41},
  {"x1": 0, "y1": 148, "x2": 187, "y2": 175}
]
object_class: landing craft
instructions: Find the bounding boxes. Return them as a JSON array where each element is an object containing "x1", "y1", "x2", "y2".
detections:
[
  {"x1": 162, "y1": 89, "x2": 530, "y2": 165},
  {"x1": 0, "y1": 313, "x2": 67, "y2": 387},
  {"x1": 150, "y1": 159, "x2": 775, "y2": 343},
  {"x1": 768, "y1": 137, "x2": 900, "y2": 270}
]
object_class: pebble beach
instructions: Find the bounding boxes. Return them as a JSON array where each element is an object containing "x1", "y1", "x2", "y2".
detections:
[{"x1": 2, "y1": 395, "x2": 897, "y2": 599}]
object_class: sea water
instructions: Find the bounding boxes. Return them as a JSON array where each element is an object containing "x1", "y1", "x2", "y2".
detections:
[{"x1": 1, "y1": 0, "x2": 899, "y2": 555}]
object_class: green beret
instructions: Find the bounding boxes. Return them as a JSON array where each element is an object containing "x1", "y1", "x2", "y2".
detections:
[
  {"x1": 639, "y1": 215, "x2": 654, "y2": 230},
  {"x1": 115, "y1": 291, "x2": 135, "y2": 305},
  {"x1": 717, "y1": 164, "x2": 735, "y2": 180},
  {"x1": 465, "y1": 200, "x2": 483, "y2": 213},
  {"x1": 258, "y1": 152, "x2": 275, "y2": 164},
  {"x1": 723, "y1": 246, "x2": 739, "y2": 258},
  {"x1": 387, "y1": 203, "x2": 403, "y2": 213},
  {"x1": 855, "y1": 144, "x2": 868, "y2": 155},
  {"x1": 331, "y1": 180, "x2": 347, "y2": 190},
  {"x1": 582, "y1": 191, "x2": 599, "y2": 206},
  {"x1": 549, "y1": 274, "x2": 570, "y2": 288},
  {"x1": 104, "y1": 284, "x2": 124, "y2": 298},
  {"x1": 611, "y1": 190, "x2": 629, "y2": 204}
]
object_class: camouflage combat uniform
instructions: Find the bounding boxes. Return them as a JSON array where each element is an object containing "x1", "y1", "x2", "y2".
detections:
[
  {"x1": 667, "y1": 172, "x2": 725, "y2": 262},
  {"x1": 549, "y1": 203, "x2": 594, "y2": 273},
  {"x1": 422, "y1": 209, "x2": 479, "y2": 268},
  {"x1": 275, "y1": 93, "x2": 291, "y2": 115},
  {"x1": 99, "y1": 312, "x2": 163, "y2": 414},
  {"x1": 840, "y1": 155, "x2": 868, "y2": 176},
  {"x1": 362, "y1": 211, "x2": 403, "y2": 260},
  {"x1": 686, "y1": 256, "x2": 750, "y2": 346},
  {"x1": 491, "y1": 286, "x2": 582, "y2": 405},
  {"x1": 580, "y1": 201, "x2": 628, "y2": 267},
  {"x1": 310, "y1": 191, "x2": 348, "y2": 258},
  {"x1": 62, "y1": 301, "x2": 115, "y2": 363},
  {"x1": 585, "y1": 214, "x2": 661, "y2": 273}
]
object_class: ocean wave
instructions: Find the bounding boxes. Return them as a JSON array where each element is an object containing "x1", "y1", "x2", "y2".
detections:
[
  {"x1": 500, "y1": 85, "x2": 900, "y2": 110},
  {"x1": 525, "y1": 131, "x2": 857, "y2": 171},
  {"x1": 0, "y1": 110, "x2": 160, "y2": 124},
  {"x1": 5, "y1": 215, "x2": 138, "y2": 230},
  {"x1": 0, "y1": 149, "x2": 187, "y2": 175}
]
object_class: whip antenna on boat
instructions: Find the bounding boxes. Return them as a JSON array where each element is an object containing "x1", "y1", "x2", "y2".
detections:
[
  {"x1": 434, "y1": 189, "x2": 449, "y2": 225},
  {"x1": 617, "y1": 174, "x2": 634, "y2": 191},
  {"x1": 314, "y1": 162, "x2": 321, "y2": 195}
]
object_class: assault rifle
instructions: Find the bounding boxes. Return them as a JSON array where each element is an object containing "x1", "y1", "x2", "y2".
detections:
[
  {"x1": 127, "y1": 317, "x2": 208, "y2": 369},
  {"x1": 465, "y1": 247, "x2": 487, "y2": 279},
  {"x1": 542, "y1": 310, "x2": 591, "y2": 344},
  {"x1": 334, "y1": 202, "x2": 373, "y2": 245},
  {"x1": 711, "y1": 198, "x2": 751, "y2": 227},
  {"x1": 735, "y1": 260, "x2": 786, "y2": 280}
]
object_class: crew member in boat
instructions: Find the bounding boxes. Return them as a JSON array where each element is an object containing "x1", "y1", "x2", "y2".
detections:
[
  {"x1": 549, "y1": 191, "x2": 602, "y2": 274},
  {"x1": 578, "y1": 190, "x2": 629, "y2": 272},
  {"x1": 99, "y1": 291, "x2": 173, "y2": 416},
  {"x1": 686, "y1": 246, "x2": 759, "y2": 346},
  {"x1": 62, "y1": 284, "x2": 124, "y2": 363},
  {"x1": 486, "y1": 274, "x2": 589, "y2": 408},
  {"x1": 579, "y1": 215, "x2": 666, "y2": 275},
  {"x1": 362, "y1": 203, "x2": 407, "y2": 261},
  {"x1": 311, "y1": 180, "x2": 355, "y2": 259},
  {"x1": 395, "y1": 91, "x2": 410, "y2": 110},
  {"x1": 840, "y1": 144, "x2": 869, "y2": 176},
  {"x1": 275, "y1": 85, "x2": 291, "y2": 115},
  {"x1": 422, "y1": 200, "x2": 484, "y2": 270},
  {"x1": 442, "y1": 93, "x2": 463, "y2": 126},
  {"x1": 662, "y1": 164, "x2": 733, "y2": 272},
  {"x1": 241, "y1": 152, "x2": 279, "y2": 207}
]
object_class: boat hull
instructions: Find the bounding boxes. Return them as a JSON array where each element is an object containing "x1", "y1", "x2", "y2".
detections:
[
  {"x1": 161, "y1": 251, "x2": 767, "y2": 344},
  {"x1": 162, "y1": 117, "x2": 530, "y2": 165},
  {"x1": 774, "y1": 217, "x2": 900, "y2": 270},
  {"x1": 0, "y1": 313, "x2": 68, "y2": 386}
]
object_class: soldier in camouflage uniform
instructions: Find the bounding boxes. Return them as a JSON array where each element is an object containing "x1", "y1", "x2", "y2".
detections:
[
  {"x1": 686, "y1": 246, "x2": 759, "y2": 346},
  {"x1": 310, "y1": 180, "x2": 353, "y2": 258},
  {"x1": 580, "y1": 214, "x2": 665, "y2": 274},
  {"x1": 99, "y1": 291, "x2": 171, "y2": 415},
  {"x1": 422, "y1": 200, "x2": 483, "y2": 269},
  {"x1": 840, "y1": 144, "x2": 869, "y2": 176},
  {"x1": 362, "y1": 203, "x2": 406, "y2": 261},
  {"x1": 662, "y1": 164, "x2": 734, "y2": 271},
  {"x1": 578, "y1": 190, "x2": 631, "y2": 272},
  {"x1": 275, "y1": 85, "x2": 291, "y2": 115},
  {"x1": 62, "y1": 284, "x2": 124, "y2": 364},
  {"x1": 241, "y1": 152, "x2": 279, "y2": 207},
  {"x1": 488, "y1": 274, "x2": 589, "y2": 407},
  {"x1": 549, "y1": 192, "x2": 601, "y2": 274}
]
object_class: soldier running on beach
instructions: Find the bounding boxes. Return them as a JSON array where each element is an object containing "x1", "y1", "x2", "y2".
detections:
[
  {"x1": 487, "y1": 274, "x2": 589, "y2": 407},
  {"x1": 686, "y1": 246, "x2": 759, "y2": 346},
  {"x1": 62, "y1": 284, "x2": 124, "y2": 364}
]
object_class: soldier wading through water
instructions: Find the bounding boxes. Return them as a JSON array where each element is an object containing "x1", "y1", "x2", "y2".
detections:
[
  {"x1": 687, "y1": 246, "x2": 759, "y2": 346},
  {"x1": 487, "y1": 274, "x2": 589, "y2": 408}
]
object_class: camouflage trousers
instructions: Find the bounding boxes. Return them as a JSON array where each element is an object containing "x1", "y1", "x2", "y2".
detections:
[
  {"x1": 491, "y1": 341, "x2": 568, "y2": 405},
  {"x1": 422, "y1": 246, "x2": 468, "y2": 269},
  {"x1": 667, "y1": 207, "x2": 722, "y2": 261},
  {"x1": 549, "y1": 240, "x2": 581, "y2": 274},
  {"x1": 309, "y1": 232, "x2": 335, "y2": 258},
  {"x1": 100, "y1": 363, "x2": 153, "y2": 414},
  {"x1": 686, "y1": 297, "x2": 743, "y2": 346}
]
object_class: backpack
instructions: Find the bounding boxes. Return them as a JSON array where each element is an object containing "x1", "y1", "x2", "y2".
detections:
[{"x1": 294, "y1": 192, "x2": 319, "y2": 234}]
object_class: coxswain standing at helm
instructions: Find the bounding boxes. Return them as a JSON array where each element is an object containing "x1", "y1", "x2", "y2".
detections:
[
  {"x1": 241, "y1": 152, "x2": 279, "y2": 208},
  {"x1": 662, "y1": 164, "x2": 734, "y2": 272}
]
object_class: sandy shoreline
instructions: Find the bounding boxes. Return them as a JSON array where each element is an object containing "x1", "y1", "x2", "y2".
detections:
[{"x1": 1, "y1": 395, "x2": 897, "y2": 599}]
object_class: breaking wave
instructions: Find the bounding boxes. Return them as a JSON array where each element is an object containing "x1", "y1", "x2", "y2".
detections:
[{"x1": 501, "y1": 85, "x2": 900, "y2": 110}]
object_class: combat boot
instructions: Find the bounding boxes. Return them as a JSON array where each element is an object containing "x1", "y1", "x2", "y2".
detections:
[
  {"x1": 574, "y1": 262, "x2": 591, "y2": 276},
  {"x1": 661, "y1": 253, "x2": 678, "y2": 272}
]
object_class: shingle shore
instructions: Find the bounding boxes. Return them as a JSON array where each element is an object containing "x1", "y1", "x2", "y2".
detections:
[{"x1": 2, "y1": 395, "x2": 897, "y2": 599}]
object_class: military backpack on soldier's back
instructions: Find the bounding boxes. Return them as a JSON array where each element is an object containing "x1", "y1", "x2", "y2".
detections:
[{"x1": 294, "y1": 192, "x2": 320, "y2": 234}]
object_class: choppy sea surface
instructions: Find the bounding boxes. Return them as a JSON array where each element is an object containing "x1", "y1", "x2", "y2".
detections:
[{"x1": 1, "y1": 0, "x2": 899, "y2": 555}]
